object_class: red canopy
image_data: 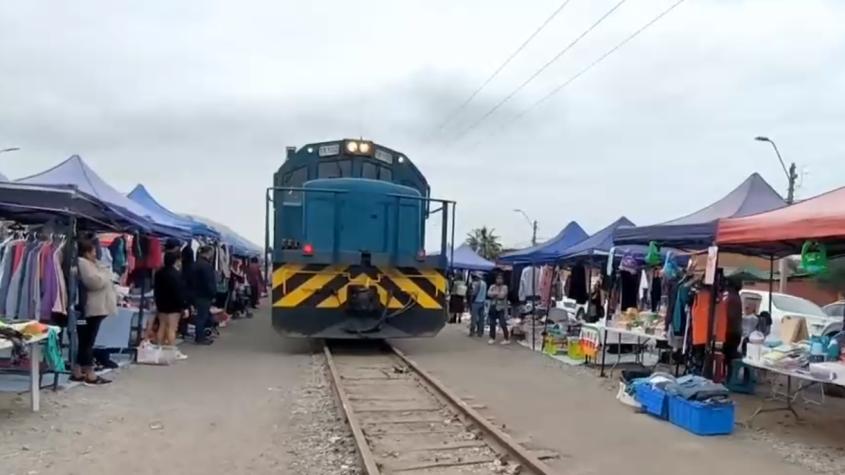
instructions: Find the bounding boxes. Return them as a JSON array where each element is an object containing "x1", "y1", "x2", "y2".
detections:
[{"x1": 717, "y1": 185, "x2": 845, "y2": 256}]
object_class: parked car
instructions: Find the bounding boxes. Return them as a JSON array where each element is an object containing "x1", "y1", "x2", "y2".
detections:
[
  {"x1": 740, "y1": 290, "x2": 842, "y2": 340},
  {"x1": 822, "y1": 301, "x2": 844, "y2": 318}
]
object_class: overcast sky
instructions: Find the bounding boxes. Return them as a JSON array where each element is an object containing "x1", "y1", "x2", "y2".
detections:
[{"x1": 1, "y1": 0, "x2": 844, "y2": 250}]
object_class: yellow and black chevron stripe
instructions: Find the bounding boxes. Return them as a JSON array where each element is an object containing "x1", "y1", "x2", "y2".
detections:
[{"x1": 271, "y1": 264, "x2": 446, "y2": 310}]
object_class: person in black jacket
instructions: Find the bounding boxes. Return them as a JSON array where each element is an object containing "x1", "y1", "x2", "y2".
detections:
[
  {"x1": 193, "y1": 245, "x2": 217, "y2": 345},
  {"x1": 154, "y1": 251, "x2": 187, "y2": 346}
]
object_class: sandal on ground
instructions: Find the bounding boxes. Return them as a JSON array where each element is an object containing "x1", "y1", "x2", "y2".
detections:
[
  {"x1": 84, "y1": 376, "x2": 112, "y2": 386},
  {"x1": 69, "y1": 375, "x2": 86, "y2": 383}
]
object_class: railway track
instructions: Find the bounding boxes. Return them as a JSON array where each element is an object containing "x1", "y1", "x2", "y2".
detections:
[{"x1": 324, "y1": 341, "x2": 558, "y2": 475}]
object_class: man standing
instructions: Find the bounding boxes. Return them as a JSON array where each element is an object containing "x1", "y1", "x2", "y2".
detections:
[
  {"x1": 193, "y1": 246, "x2": 217, "y2": 345},
  {"x1": 246, "y1": 257, "x2": 264, "y2": 309},
  {"x1": 469, "y1": 273, "x2": 487, "y2": 337}
]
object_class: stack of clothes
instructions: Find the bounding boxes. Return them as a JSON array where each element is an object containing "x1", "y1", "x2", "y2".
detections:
[
  {"x1": 761, "y1": 343, "x2": 810, "y2": 370},
  {"x1": 664, "y1": 375, "x2": 731, "y2": 404}
]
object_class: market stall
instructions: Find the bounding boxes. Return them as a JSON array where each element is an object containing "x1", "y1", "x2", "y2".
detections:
[
  {"x1": 716, "y1": 184, "x2": 845, "y2": 422},
  {"x1": 0, "y1": 181, "x2": 137, "y2": 411},
  {"x1": 613, "y1": 173, "x2": 786, "y2": 248}
]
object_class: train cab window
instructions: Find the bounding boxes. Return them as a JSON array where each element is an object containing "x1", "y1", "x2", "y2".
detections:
[
  {"x1": 282, "y1": 167, "x2": 307, "y2": 204},
  {"x1": 379, "y1": 166, "x2": 392, "y2": 182},
  {"x1": 318, "y1": 160, "x2": 351, "y2": 178},
  {"x1": 362, "y1": 162, "x2": 378, "y2": 180}
]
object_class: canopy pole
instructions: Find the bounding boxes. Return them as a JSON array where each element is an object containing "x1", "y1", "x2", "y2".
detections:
[
  {"x1": 768, "y1": 255, "x2": 774, "y2": 316},
  {"x1": 531, "y1": 261, "x2": 536, "y2": 352},
  {"x1": 64, "y1": 216, "x2": 79, "y2": 370}
]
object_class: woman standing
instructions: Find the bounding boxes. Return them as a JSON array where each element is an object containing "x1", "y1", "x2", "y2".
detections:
[
  {"x1": 487, "y1": 273, "x2": 510, "y2": 344},
  {"x1": 73, "y1": 239, "x2": 117, "y2": 386},
  {"x1": 154, "y1": 251, "x2": 188, "y2": 347}
]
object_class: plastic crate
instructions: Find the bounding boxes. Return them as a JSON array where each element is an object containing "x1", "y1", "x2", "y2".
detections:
[
  {"x1": 668, "y1": 396, "x2": 735, "y2": 436},
  {"x1": 634, "y1": 384, "x2": 667, "y2": 419}
]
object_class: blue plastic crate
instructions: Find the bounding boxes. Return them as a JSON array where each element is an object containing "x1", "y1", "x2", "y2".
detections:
[
  {"x1": 635, "y1": 384, "x2": 668, "y2": 419},
  {"x1": 668, "y1": 396, "x2": 735, "y2": 436}
]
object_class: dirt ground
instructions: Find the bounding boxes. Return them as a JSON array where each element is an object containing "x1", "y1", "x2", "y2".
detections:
[
  {"x1": 393, "y1": 324, "x2": 845, "y2": 475},
  {"x1": 0, "y1": 307, "x2": 356, "y2": 475}
]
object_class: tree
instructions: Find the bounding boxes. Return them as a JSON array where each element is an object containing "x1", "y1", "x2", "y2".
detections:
[{"x1": 466, "y1": 227, "x2": 503, "y2": 260}]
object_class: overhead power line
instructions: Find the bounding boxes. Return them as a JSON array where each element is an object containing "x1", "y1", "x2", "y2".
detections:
[
  {"x1": 446, "y1": 0, "x2": 629, "y2": 146},
  {"x1": 430, "y1": 0, "x2": 575, "y2": 135},
  {"x1": 469, "y1": 0, "x2": 690, "y2": 148}
]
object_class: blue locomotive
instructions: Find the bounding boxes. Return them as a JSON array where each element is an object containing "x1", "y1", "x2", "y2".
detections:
[{"x1": 266, "y1": 139, "x2": 454, "y2": 338}]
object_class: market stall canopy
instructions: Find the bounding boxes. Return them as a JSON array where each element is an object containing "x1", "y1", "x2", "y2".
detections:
[
  {"x1": 437, "y1": 243, "x2": 495, "y2": 271},
  {"x1": 613, "y1": 173, "x2": 785, "y2": 248},
  {"x1": 184, "y1": 214, "x2": 261, "y2": 257},
  {"x1": 128, "y1": 184, "x2": 220, "y2": 239},
  {"x1": 717, "y1": 185, "x2": 845, "y2": 256},
  {"x1": 0, "y1": 182, "x2": 126, "y2": 229},
  {"x1": 16, "y1": 155, "x2": 189, "y2": 237},
  {"x1": 499, "y1": 221, "x2": 588, "y2": 264},
  {"x1": 558, "y1": 217, "x2": 635, "y2": 261}
]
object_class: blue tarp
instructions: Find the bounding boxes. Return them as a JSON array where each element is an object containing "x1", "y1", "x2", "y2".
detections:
[
  {"x1": 499, "y1": 221, "x2": 589, "y2": 264},
  {"x1": 127, "y1": 185, "x2": 220, "y2": 239},
  {"x1": 184, "y1": 214, "x2": 262, "y2": 257},
  {"x1": 441, "y1": 244, "x2": 496, "y2": 271},
  {"x1": 613, "y1": 173, "x2": 786, "y2": 248},
  {"x1": 16, "y1": 155, "x2": 189, "y2": 237}
]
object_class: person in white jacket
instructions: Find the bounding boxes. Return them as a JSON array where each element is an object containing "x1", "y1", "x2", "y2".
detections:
[{"x1": 72, "y1": 238, "x2": 118, "y2": 386}]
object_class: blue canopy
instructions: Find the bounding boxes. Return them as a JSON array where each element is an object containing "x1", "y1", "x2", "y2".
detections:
[
  {"x1": 128, "y1": 184, "x2": 220, "y2": 239},
  {"x1": 558, "y1": 217, "x2": 635, "y2": 261},
  {"x1": 499, "y1": 221, "x2": 589, "y2": 264},
  {"x1": 613, "y1": 173, "x2": 786, "y2": 248},
  {"x1": 184, "y1": 214, "x2": 262, "y2": 257},
  {"x1": 16, "y1": 155, "x2": 189, "y2": 237},
  {"x1": 442, "y1": 244, "x2": 495, "y2": 271}
]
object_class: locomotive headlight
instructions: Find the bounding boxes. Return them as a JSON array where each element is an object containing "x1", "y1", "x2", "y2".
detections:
[
  {"x1": 346, "y1": 141, "x2": 359, "y2": 153},
  {"x1": 397, "y1": 155, "x2": 405, "y2": 163},
  {"x1": 359, "y1": 141, "x2": 371, "y2": 154}
]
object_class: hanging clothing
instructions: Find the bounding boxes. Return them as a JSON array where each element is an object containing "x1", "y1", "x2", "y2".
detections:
[
  {"x1": 619, "y1": 270, "x2": 640, "y2": 311},
  {"x1": 691, "y1": 288, "x2": 714, "y2": 346},
  {"x1": 108, "y1": 236, "x2": 127, "y2": 275},
  {"x1": 518, "y1": 266, "x2": 541, "y2": 302},
  {"x1": 650, "y1": 273, "x2": 662, "y2": 313},
  {"x1": 567, "y1": 264, "x2": 589, "y2": 305}
]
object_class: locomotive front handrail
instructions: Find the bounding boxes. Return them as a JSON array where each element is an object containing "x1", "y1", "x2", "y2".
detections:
[{"x1": 266, "y1": 186, "x2": 455, "y2": 270}]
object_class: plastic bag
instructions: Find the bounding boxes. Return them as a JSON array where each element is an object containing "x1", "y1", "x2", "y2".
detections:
[{"x1": 137, "y1": 341, "x2": 175, "y2": 365}]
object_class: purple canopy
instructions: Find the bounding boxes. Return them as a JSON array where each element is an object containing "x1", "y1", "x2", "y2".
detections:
[
  {"x1": 613, "y1": 173, "x2": 786, "y2": 248},
  {"x1": 17, "y1": 155, "x2": 187, "y2": 237}
]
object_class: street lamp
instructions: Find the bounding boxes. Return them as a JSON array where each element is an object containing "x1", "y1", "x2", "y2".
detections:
[
  {"x1": 754, "y1": 136, "x2": 798, "y2": 294},
  {"x1": 754, "y1": 136, "x2": 796, "y2": 204},
  {"x1": 513, "y1": 208, "x2": 538, "y2": 246},
  {"x1": 0, "y1": 147, "x2": 20, "y2": 154}
]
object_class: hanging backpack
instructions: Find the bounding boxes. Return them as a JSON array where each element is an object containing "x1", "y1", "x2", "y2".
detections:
[{"x1": 801, "y1": 241, "x2": 828, "y2": 275}]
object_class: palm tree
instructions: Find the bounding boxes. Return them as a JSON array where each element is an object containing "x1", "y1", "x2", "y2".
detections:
[{"x1": 466, "y1": 227, "x2": 503, "y2": 260}]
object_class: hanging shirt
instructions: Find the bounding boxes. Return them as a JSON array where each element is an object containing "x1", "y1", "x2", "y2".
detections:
[
  {"x1": 691, "y1": 288, "x2": 713, "y2": 346},
  {"x1": 518, "y1": 267, "x2": 540, "y2": 301}
]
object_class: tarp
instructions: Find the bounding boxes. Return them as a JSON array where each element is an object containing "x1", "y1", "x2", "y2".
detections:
[
  {"x1": 184, "y1": 214, "x2": 262, "y2": 257},
  {"x1": 128, "y1": 184, "x2": 220, "y2": 239},
  {"x1": 0, "y1": 182, "x2": 126, "y2": 229},
  {"x1": 613, "y1": 173, "x2": 786, "y2": 248},
  {"x1": 441, "y1": 244, "x2": 495, "y2": 271},
  {"x1": 717, "y1": 185, "x2": 845, "y2": 256},
  {"x1": 558, "y1": 217, "x2": 635, "y2": 261},
  {"x1": 16, "y1": 155, "x2": 188, "y2": 237},
  {"x1": 499, "y1": 221, "x2": 588, "y2": 264}
]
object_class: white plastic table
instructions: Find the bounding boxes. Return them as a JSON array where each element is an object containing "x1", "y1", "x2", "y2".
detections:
[
  {"x1": 0, "y1": 325, "x2": 54, "y2": 412},
  {"x1": 742, "y1": 358, "x2": 845, "y2": 425},
  {"x1": 584, "y1": 323, "x2": 669, "y2": 377}
]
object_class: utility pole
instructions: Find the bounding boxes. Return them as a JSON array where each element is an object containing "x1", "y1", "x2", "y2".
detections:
[
  {"x1": 755, "y1": 136, "x2": 797, "y2": 293},
  {"x1": 531, "y1": 220, "x2": 538, "y2": 247}
]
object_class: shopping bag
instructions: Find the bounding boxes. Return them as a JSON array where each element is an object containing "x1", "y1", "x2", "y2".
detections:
[{"x1": 137, "y1": 341, "x2": 170, "y2": 365}]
